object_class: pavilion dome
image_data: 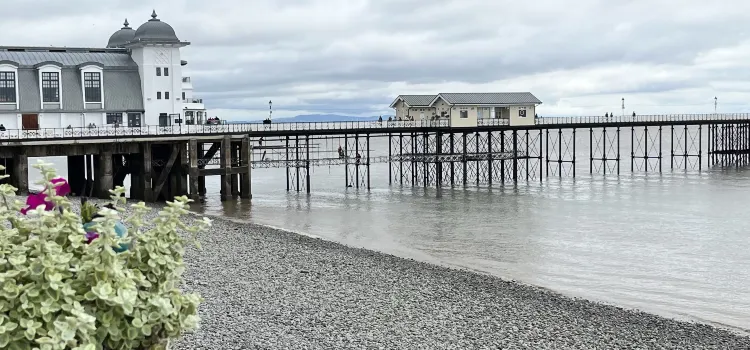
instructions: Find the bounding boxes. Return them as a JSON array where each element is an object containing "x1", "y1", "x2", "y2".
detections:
[
  {"x1": 132, "y1": 10, "x2": 180, "y2": 43},
  {"x1": 106, "y1": 19, "x2": 136, "y2": 48}
]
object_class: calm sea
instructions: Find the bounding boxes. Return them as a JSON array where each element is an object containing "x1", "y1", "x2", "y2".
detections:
[{"x1": 30, "y1": 131, "x2": 750, "y2": 332}]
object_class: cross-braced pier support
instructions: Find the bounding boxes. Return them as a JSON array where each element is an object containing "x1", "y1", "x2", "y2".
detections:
[{"x1": 187, "y1": 136, "x2": 252, "y2": 201}]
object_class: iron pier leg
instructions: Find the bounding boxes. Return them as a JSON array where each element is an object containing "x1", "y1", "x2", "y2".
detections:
[
  {"x1": 475, "y1": 132, "x2": 480, "y2": 185},
  {"x1": 487, "y1": 131, "x2": 493, "y2": 185},
  {"x1": 630, "y1": 126, "x2": 635, "y2": 171},
  {"x1": 436, "y1": 132, "x2": 443, "y2": 187},
  {"x1": 525, "y1": 130, "x2": 530, "y2": 181},
  {"x1": 355, "y1": 134, "x2": 360, "y2": 189},
  {"x1": 501, "y1": 131, "x2": 506, "y2": 183},
  {"x1": 573, "y1": 128, "x2": 576, "y2": 179},
  {"x1": 388, "y1": 133, "x2": 392, "y2": 185},
  {"x1": 698, "y1": 124, "x2": 702, "y2": 170},
  {"x1": 463, "y1": 132, "x2": 468, "y2": 185},
  {"x1": 589, "y1": 127, "x2": 593, "y2": 174},
  {"x1": 670, "y1": 125, "x2": 674, "y2": 169},
  {"x1": 399, "y1": 133, "x2": 403, "y2": 185},
  {"x1": 344, "y1": 134, "x2": 348, "y2": 187},
  {"x1": 545, "y1": 129, "x2": 549, "y2": 177},
  {"x1": 512, "y1": 130, "x2": 518, "y2": 183},
  {"x1": 558, "y1": 129, "x2": 563, "y2": 178},
  {"x1": 366, "y1": 134, "x2": 371, "y2": 190},
  {"x1": 659, "y1": 125, "x2": 663, "y2": 172},
  {"x1": 450, "y1": 133, "x2": 455, "y2": 186},
  {"x1": 424, "y1": 132, "x2": 429, "y2": 187},
  {"x1": 617, "y1": 127, "x2": 621, "y2": 175},
  {"x1": 538, "y1": 129, "x2": 543, "y2": 181},
  {"x1": 295, "y1": 135, "x2": 300, "y2": 192},
  {"x1": 306, "y1": 135, "x2": 311, "y2": 193},
  {"x1": 684, "y1": 125, "x2": 688, "y2": 170},
  {"x1": 285, "y1": 136, "x2": 290, "y2": 191},
  {"x1": 644, "y1": 126, "x2": 649, "y2": 173},
  {"x1": 602, "y1": 127, "x2": 607, "y2": 175}
]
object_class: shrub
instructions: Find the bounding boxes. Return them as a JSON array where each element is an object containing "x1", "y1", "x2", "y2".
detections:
[{"x1": 0, "y1": 161, "x2": 211, "y2": 349}]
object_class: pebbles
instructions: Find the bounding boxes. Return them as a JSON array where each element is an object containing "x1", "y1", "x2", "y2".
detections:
[{"x1": 51, "y1": 198, "x2": 750, "y2": 349}]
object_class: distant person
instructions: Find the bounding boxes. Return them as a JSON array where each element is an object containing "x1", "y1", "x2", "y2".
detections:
[
  {"x1": 258, "y1": 137, "x2": 263, "y2": 146},
  {"x1": 338, "y1": 145, "x2": 344, "y2": 159},
  {"x1": 378, "y1": 116, "x2": 383, "y2": 123},
  {"x1": 632, "y1": 111, "x2": 636, "y2": 118},
  {"x1": 605, "y1": 112, "x2": 609, "y2": 118},
  {"x1": 0, "y1": 124, "x2": 6, "y2": 131},
  {"x1": 388, "y1": 116, "x2": 392, "y2": 122},
  {"x1": 355, "y1": 152, "x2": 361, "y2": 165}
]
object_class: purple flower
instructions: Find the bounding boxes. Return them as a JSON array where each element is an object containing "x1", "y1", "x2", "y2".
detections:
[
  {"x1": 20, "y1": 177, "x2": 71, "y2": 215},
  {"x1": 85, "y1": 231, "x2": 100, "y2": 244}
]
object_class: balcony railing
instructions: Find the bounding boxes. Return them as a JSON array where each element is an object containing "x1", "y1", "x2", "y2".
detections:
[
  {"x1": 183, "y1": 98, "x2": 203, "y2": 103},
  {"x1": 0, "y1": 114, "x2": 749, "y2": 141}
]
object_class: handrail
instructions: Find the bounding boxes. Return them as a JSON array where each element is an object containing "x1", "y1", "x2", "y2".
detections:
[{"x1": 0, "y1": 114, "x2": 748, "y2": 140}]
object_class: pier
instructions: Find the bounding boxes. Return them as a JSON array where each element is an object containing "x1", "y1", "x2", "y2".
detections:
[{"x1": 1, "y1": 113, "x2": 749, "y2": 201}]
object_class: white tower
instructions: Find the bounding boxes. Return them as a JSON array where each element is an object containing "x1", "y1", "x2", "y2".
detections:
[{"x1": 124, "y1": 10, "x2": 190, "y2": 126}]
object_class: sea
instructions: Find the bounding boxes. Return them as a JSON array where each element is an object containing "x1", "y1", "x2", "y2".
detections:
[{"x1": 28, "y1": 132, "x2": 750, "y2": 333}]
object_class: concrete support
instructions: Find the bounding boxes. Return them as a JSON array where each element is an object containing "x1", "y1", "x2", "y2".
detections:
[
  {"x1": 188, "y1": 139, "x2": 200, "y2": 201},
  {"x1": 230, "y1": 142, "x2": 239, "y2": 197},
  {"x1": 12, "y1": 153, "x2": 28, "y2": 194},
  {"x1": 140, "y1": 143, "x2": 153, "y2": 202},
  {"x1": 240, "y1": 136, "x2": 252, "y2": 199},
  {"x1": 97, "y1": 148, "x2": 113, "y2": 199},
  {"x1": 67, "y1": 155, "x2": 86, "y2": 196},
  {"x1": 198, "y1": 142, "x2": 206, "y2": 196},
  {"x1": 179, "y1": 142, "x2": 189, "y2": 197},
  {"x1": 220, "y1": 136, "x2": 231, "y2": 201}
]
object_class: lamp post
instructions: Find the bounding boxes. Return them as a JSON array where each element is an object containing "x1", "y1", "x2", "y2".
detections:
[
  {"x1": 621, "y1": 97, "x2": 625, "y2": 117},
  {"x1": 268, "y1": 100, "x2": 273, "y2": 121},
  {"x1": 714, "y1": 96, "x2": 717, "y2": 114}
]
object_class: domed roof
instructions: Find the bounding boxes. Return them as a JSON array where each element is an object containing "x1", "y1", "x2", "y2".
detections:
[
  {"x1": 133, "y1": 10, "x2": 180, "y2": 43},
  {"x1": 107, "y1": 19, "x2": 136, "y2": 48}
]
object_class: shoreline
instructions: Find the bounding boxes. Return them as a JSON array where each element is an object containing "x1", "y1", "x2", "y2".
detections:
[
  {"x1": 38, "y1": 196, "x2": 750, "y2": 348},
  {"x1": 170, "y1": 209, "x2": 750, "y2": 349}
]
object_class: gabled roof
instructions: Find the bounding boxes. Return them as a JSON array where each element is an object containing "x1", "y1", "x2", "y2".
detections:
[
  {"x1": 389, "y1": 95, "x2": 435, "y2": 108},
  {"x1": 429, "y1": 92, "x2": 542, "y2": 106}
]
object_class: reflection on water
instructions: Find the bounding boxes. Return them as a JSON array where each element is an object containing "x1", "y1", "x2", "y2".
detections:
[{"x1": 30, "y1": 151, "x2": 750, "y2": 331}]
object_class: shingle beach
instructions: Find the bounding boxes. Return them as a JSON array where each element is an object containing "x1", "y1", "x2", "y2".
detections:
[{"x1": 75, "y1": 199, "x2": 750, "y2": 349}]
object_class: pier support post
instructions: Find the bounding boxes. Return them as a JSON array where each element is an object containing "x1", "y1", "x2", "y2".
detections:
[
  {"x1": 188, "y1": 139, "x2": 200, "y2": 201},
  {"x1": 220, "y1": 135, "x2": 231, "y2": 201},
  {"x1": 240, "y1": 136, "x2": 252, "y2": 199},
  {"x1": 67, "y1": 155, "x2": 86, "y2": 196},
  {"x1": 231, "y1": 142, "x2": 239, "y2": 197},
  {"x1": 97, "y1": 148, "x2": 113, "y2": 199},
  {"x1": 12, "y1": 152, "x2": 28, "y2": 194},
  {"x1": 140, "y1": 143, "x2": 153, "y2": 202}
]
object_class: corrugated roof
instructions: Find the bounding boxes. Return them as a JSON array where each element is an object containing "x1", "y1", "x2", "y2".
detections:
[
  {"x1": 15, "y1": 68, "x2": 143, "y2": 112},
  {"x1": 437, "y1": 92, "x2": 542, "y2": 105},
  {"x1": 401, "y1": 95, "x2": 435, "y2": 106},
  {"x1": 0, "y1": 50, "x2": 135, "y2": 68}
]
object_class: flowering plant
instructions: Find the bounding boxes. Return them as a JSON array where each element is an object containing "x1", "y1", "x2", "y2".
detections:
[{"x1": 0, "y1": 161, "x2": 211, "y2": 349}]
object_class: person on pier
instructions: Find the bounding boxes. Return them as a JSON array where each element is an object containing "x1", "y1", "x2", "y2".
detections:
[{"x1": 338, "y1": 145, "x2": 344, "y2": 159}]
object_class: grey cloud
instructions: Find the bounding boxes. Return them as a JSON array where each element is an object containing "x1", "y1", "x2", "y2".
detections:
[{"x1": 2, "y1": 0, "x2": 750, "y2": 117}]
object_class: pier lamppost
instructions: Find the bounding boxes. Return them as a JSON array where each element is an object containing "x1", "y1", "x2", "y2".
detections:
[
  {"x1": 269, "y1": 100, "x2": 273, "y2": 121},
  {"x1": 714, "y1": 96, "x2": 717, "y2": 114},
  {"x1": 621, "y1": 97, "x2": 625, "y2": 117}
]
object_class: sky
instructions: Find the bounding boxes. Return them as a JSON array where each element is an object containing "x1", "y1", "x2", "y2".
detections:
[{"x1": 1, "y1": 0, "x2": 749, "y2": 120}]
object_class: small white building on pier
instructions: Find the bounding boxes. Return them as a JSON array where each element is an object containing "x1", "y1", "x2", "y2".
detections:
[
  {"x1": 0, "y1": 11, "x2": 207, "y2": 130},
  {"x1": 389, "y1": 92, "x2": 542, "y2": 126}
]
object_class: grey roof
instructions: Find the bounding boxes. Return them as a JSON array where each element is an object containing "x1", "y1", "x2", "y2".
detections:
[
  {"x1": 103, "y1": 70, "x2": 144, "y2": 110},
  {"x1": 107, "y1": 19, "x2": 136, "y2": 48},
  {"x1": 16, "y1": 68, "x2": 143, "y2": 112},
  {"x1": 436, "y1": 92, "x2": 542, "y2": 105},
  {"x1": 400, "y1": 95, "x2": 435, "y2": 107},
  {"x1": 0, "y1": 48, "x2": 136, "y2": 68},
  {"x1": 132, "y1": 11, "x2": 180, "y2": 43}
]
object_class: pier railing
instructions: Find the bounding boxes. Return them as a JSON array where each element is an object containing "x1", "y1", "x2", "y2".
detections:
[
  {"x1": 1, "y1": 113, "x2": 750, "y2": 140},
  {"x1": 536, "y1": 113, "x2": 750, "y2": 125}
]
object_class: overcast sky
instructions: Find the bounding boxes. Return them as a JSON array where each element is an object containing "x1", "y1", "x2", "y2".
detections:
[{"x1": 1, "y1": 0, "x2": 748, "y2": 120}]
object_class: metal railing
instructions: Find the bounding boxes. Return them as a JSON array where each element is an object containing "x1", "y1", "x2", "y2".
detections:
[
  {"x1": 0, "y1": 120, "x2": 450, "y2": 140},
  {"x1": 536, "y1": 113, "x2": 750, "y2": 125},
  {"x1": 1, "y1": 114, "x2": 749, "y2": 141}
]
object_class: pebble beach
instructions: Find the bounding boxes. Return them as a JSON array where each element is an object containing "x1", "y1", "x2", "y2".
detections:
[{"x1": 52, "y1": 197, "x2": 750, "y2": 349}]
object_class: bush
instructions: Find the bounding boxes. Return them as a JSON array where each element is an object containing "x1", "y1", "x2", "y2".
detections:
[{"x1": 0, "y1": 162, "x2": 211, "y2": 349}]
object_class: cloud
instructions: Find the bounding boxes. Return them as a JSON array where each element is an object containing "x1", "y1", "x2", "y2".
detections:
[{"x1": 1, "y1": 0, "x2": 750, "y2": 119}]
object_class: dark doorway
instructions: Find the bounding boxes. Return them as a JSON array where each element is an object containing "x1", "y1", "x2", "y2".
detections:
[
  {"x1": 158, "y1": 113, "x2": 169, "y2": 127},
  {"x1": 128, "y1": 113, "x2": 142, "y2": 127},
  {"x1": 21, "y1": 114, "x2": 39, "y2": 130}
]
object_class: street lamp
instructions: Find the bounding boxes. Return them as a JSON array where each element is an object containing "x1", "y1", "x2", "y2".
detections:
[
  {"x1": 714, "y1": 96, "x2": 717, "y2": 114},
  {"x1": 621, "y1": 97, "x2": 625, "y2": 117},
  {"x1": 268, "y1": 100, "x2": 273, "y2": 121}
]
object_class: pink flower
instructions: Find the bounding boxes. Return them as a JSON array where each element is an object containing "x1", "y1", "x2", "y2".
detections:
[{"x1": 20, "y1": 177, "x2": 70, "y2": 215}]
